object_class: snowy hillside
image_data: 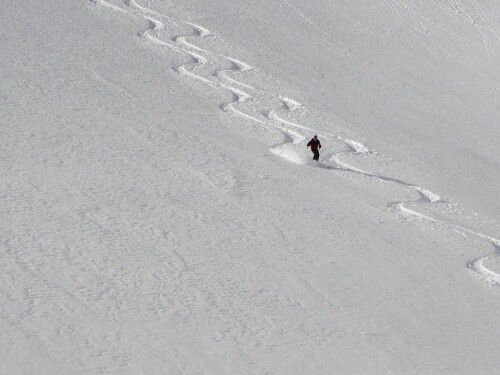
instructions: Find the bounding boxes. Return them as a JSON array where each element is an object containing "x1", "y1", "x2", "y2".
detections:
[{"x1": 1, "y1": 0, "x2": 500, "y2": 373}]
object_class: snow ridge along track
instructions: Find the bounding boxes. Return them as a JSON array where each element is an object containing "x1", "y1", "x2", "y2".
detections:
[{"x1": 90, "y1": 0, "x2": 500, "y2": 286}]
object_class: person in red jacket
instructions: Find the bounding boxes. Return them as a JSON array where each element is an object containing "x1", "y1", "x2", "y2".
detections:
[{"x1": 307, "y1": 135, "x2": 321, "y2": 161}]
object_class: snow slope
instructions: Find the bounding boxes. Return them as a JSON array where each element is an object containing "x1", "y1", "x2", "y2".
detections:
[{"x1": 1, "y1": 0, "x2": 500, "y2": 373}]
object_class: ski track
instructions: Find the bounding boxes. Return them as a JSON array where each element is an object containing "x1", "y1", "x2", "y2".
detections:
[{"x1": 91, "y1": 0, "x2": 500, "y2": 286}]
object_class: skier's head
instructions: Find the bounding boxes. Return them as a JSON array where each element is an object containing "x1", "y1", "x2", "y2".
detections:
[{"x1": 314, "y1": 135, "x2": 317, "y2": 139}]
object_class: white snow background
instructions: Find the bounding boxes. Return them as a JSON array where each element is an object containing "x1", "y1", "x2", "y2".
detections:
[{"x1": 1, "y1": 0, "x2": 500, "y2": 373}]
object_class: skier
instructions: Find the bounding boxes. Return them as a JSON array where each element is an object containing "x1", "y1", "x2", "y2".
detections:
[{"x1": 306, "y1": 135, "x2": 321, "y2": 161}]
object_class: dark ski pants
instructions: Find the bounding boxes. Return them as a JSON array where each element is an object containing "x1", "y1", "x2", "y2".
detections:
[{"x1": 312, "y1": 149, "x2": 320, "y2": 161}]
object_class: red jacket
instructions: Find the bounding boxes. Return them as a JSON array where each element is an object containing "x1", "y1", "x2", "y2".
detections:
[{"x1": 307, "y1": 138, "x2": 321, "y2": 150}]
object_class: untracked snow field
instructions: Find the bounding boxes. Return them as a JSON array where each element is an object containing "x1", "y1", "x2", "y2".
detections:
[{"x1": 1, "y1": 0, "x2": 500, "y2": 373}]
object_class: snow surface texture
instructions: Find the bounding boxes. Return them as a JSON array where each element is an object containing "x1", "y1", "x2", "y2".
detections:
[
  {"x1": 2, "y1": 0, "x2": 500, "y2": 373},
  {"x1": 91, "y1": 0, "x2": 500, "y2": 285}
]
